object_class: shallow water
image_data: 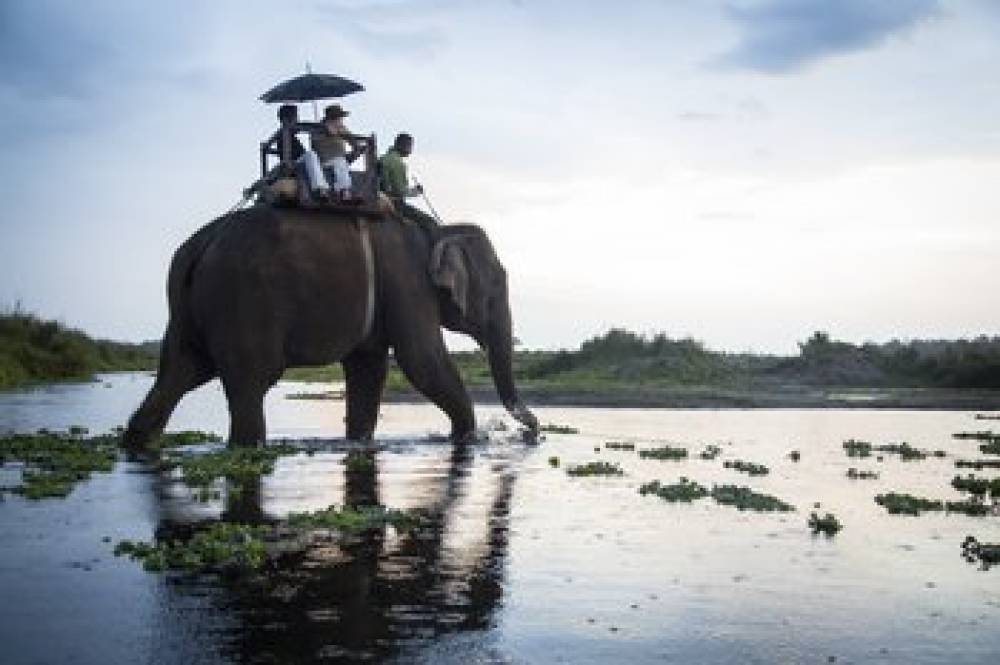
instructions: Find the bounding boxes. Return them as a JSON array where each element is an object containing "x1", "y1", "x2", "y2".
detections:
[{"x1": 1, "y1": 374, "x2": 999, "y2": 664}]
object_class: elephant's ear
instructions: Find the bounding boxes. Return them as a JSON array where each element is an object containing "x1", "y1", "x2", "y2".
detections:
[{"x1": 429, "y1": 238, "x2": 470, "y2": 317}]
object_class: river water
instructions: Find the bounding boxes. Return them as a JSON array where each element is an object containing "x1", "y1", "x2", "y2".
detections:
[{"x1": 1, "y1": 373, "x2": 998, "y2": 664}]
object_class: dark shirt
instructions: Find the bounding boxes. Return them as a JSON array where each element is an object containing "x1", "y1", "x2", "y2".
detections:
[{"x1": 274, "y1": 126, "x2": 305, "y2": 162}]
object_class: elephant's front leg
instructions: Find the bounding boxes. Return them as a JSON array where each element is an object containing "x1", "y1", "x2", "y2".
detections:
[
  {"x1": 343, "y1": 346, "x2": 389, "y2": 441},
  {"x1": 392, "y1": 331, "x2": 476, "y2": 442}
]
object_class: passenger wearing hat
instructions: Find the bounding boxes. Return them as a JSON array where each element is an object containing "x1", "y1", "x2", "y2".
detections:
[{"x1": 310, "y1": 104, "x2": 363, "y2": 203}]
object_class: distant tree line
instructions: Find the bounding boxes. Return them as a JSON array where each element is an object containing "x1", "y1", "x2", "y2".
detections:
[
  {"x1": 0, "y1": 307, "x2": 156, "y2": 389},
  {"x1": 507, "y1": 328, "x2": 1000, "y2": 389}
]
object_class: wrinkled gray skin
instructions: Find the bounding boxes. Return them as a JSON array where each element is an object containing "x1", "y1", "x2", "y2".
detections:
[{"x1": 123, "y1": 207, "x2": 538, "y2": 447}]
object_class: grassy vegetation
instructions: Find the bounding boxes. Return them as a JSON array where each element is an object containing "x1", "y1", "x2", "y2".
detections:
[{"x1": 0, "y1": 308, "x2": 155, "y2": 389}]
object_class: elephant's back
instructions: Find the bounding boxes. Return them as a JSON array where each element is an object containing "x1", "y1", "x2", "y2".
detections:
[{"x1": 189, "y1": 207, "x2": 373, "y2": 360}]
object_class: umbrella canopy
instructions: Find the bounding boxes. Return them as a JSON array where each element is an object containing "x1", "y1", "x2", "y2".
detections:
[{"x1": 260, "y1": 73, "x2": 364, "y2": 103}]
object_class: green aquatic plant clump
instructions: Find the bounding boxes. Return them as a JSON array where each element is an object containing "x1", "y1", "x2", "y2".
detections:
[
  {"x1": 843, "y1": 439, "x2": 872, "y2": 458},
  {"x1": 808, "y1": 512, "x2": 843, "y2": 536},
  {"x1": 953, "y1": 430, "x2": 1000, "y2": 442},
  {"x1": 874, "y1": 492, "x2": 943, "y2": 516},
  {"x1": 710, "y1": 484, "x2": 794, "y2": 512},
  {"x1": 0, "y1": 429, "x2": 118, "y2": 499},
  {"x1": 954, "y1": 458, "x2": 1000, "y2": 470},
  {"x1": 342, "y1": 450, "x2": 375, "y2": 472},
  {"x1": 604, "y1": 441, "x2": 636, "y2": 451},
  {"x1": 548, "y1": 456, "x2": 560, "y2": 468},
  {"x1": 723, "y1": 459, "x2": 769, "y2": 476},
  {"x1": 287, "y1": 504, "x2": 424, "y2": 534},
  {"x1": 876, "y1": 442, "x2": 926, "y2": 461},
  {"x1": 962, "y1": 535, "x2": 1000, "y2": 570},
  {"x1": 846, "y1": 467, "x2": 879, "y2": 480},
  {"x1": 539, "y1": 423, "x2": 579, "y2": 434},
  {"x1": 951, "y1": 474, "x2": 1000, "y2": 497},
  {"x1": 566, "y1": 461, "x2": 624, "y2": 477},
  {"x1": 639, "y1": 445, "x2": 688, "y2": 461},
  {"x1": 114, "y1": 523, "x2": 271, "y2": 572},
  {"x1": 638, "y1": 477, "x2": 709, "y2": 503},
  {"x1": 980, "y1": 442, "x2": 1000, "y2": 456},
  {"x1": 875, "y1": 491, "x2": 992, "y2": 516},
  {"x1": 166, "y1": 445, "x2": 298, "y2": 491},
  {"x1": 700, "y1": 444, "x2": 723, "y2": 460},
  {"x1": 152, "y1": 430, "x2": 223, "y2": 449}
]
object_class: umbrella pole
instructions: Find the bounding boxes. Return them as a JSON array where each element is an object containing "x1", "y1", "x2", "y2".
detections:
[{"x1": 305, "y1": 61, "x2": 319, "y2": 121}]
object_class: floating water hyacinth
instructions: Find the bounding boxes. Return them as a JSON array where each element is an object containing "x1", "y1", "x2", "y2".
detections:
[
  {"x1": 566, "y1": 461, "x2": 624, "y2": 477},
  {"x1": 0, "y1": 429, "x2": 118, "y2": 499},
  {"x1": 980, "y1": 442, "x2": 1000, "y2": 455},
  {"x1": 953, "y1": 430, "x2": 1000, "y2": 442},
  {"x1": 539, "y1": 423, "x2": 579, "y2": 434},
  {"x1": 808, "y1": 512, "x2": 843, "y2": 536},
  {"x1": 342, "y1": 450, "x2": 375, "y2": 472},
  {"x1": 846, "y1": 467, "x2": 879, "y2": 480},
  {"x1": 961, "y1": 536, "x2": 1000, "y2": 570},
  {"x1": 723, "y1": 459, "x2": 769, "y2": 476},
  {"x1": 710, "y1": 485, "x2": 794, "y2": 512},
  {"x1": 954, "y1": 459, "x2": 1000, "y2": 470},
  {"x1": 951, "y1": 475, "x2": 1000, "y2": 497},
  {"x1": 700, "y1": 444, "x2": 723, "y2": 460},
  {"x1": 604, "y1": 441, "x2": 636, "y2": 451},
  {"x1": 548, "y1": 456, "x2": 560, "y2": 468},
  {"x1": 286, "y1": 504, "x2": 424, "y2": 533},
  {"x1": 843, "y1": 439, "x2": 872, "y2": 457},
  {"x1": 114, "y1": 523, "x2": 271, "y2": 572},
  {"x1": 639, "y1": 445, "x2": 688, "y2": 461},
  {"x1": 874, "y1": 492, "x2": 943, "y2": 516},
  {"x1": 164, "y1": 445, "x2": 299, "y2": 496},
  {"x1": 638, "y1": 477, "x2": 709, "y2": 503}
]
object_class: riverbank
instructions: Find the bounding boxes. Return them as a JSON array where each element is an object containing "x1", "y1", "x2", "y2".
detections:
[{"x1": 0, "y1": 310, "x2": 156, "y2": 389}]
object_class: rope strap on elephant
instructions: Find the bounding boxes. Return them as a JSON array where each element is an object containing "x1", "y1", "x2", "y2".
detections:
[{"x1": 357, "y1": 217, "x2": 376, "y2": 340}]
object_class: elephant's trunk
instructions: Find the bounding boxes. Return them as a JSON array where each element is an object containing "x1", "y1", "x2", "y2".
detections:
[{"x1": 486, "y1": 307, "x2": 539, "y2": 434}]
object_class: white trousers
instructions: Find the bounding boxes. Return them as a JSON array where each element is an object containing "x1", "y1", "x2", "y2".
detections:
[
  {"x1": 323, "y1": 157, "x2": 352, "y2": 193},
  {"x1": 299, "y1": 150, "x2": 330, "y2": 192}
]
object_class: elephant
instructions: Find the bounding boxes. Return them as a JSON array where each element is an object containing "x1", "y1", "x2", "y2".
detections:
[{"x1": 123, "y1": 206, "x2": 539, "y2": 447}]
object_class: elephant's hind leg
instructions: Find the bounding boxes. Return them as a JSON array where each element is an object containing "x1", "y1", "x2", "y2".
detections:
[
  {"x1": 123, "y1": 331, "x2": 213, "y2": 449},
  {"x1": 220, "y1": 362, "x2": 283, "y2": 446},
  {"x1": 343, "y1": 346, "x2": 389, "y2": 441}
]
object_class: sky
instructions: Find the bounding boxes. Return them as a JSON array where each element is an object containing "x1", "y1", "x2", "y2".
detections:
[{"x1": 1, "y1": 0, "x2": 998, "y2": 354}]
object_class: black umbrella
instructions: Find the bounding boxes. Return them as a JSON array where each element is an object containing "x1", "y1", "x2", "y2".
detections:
[{"x1": 259, "y1": 73, "x2": 364, "y2": 103}]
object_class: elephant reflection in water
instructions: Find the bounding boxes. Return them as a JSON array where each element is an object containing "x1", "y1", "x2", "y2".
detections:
[{"x1": 154, "y1": 444, "x2": 523, "y2": 663}]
